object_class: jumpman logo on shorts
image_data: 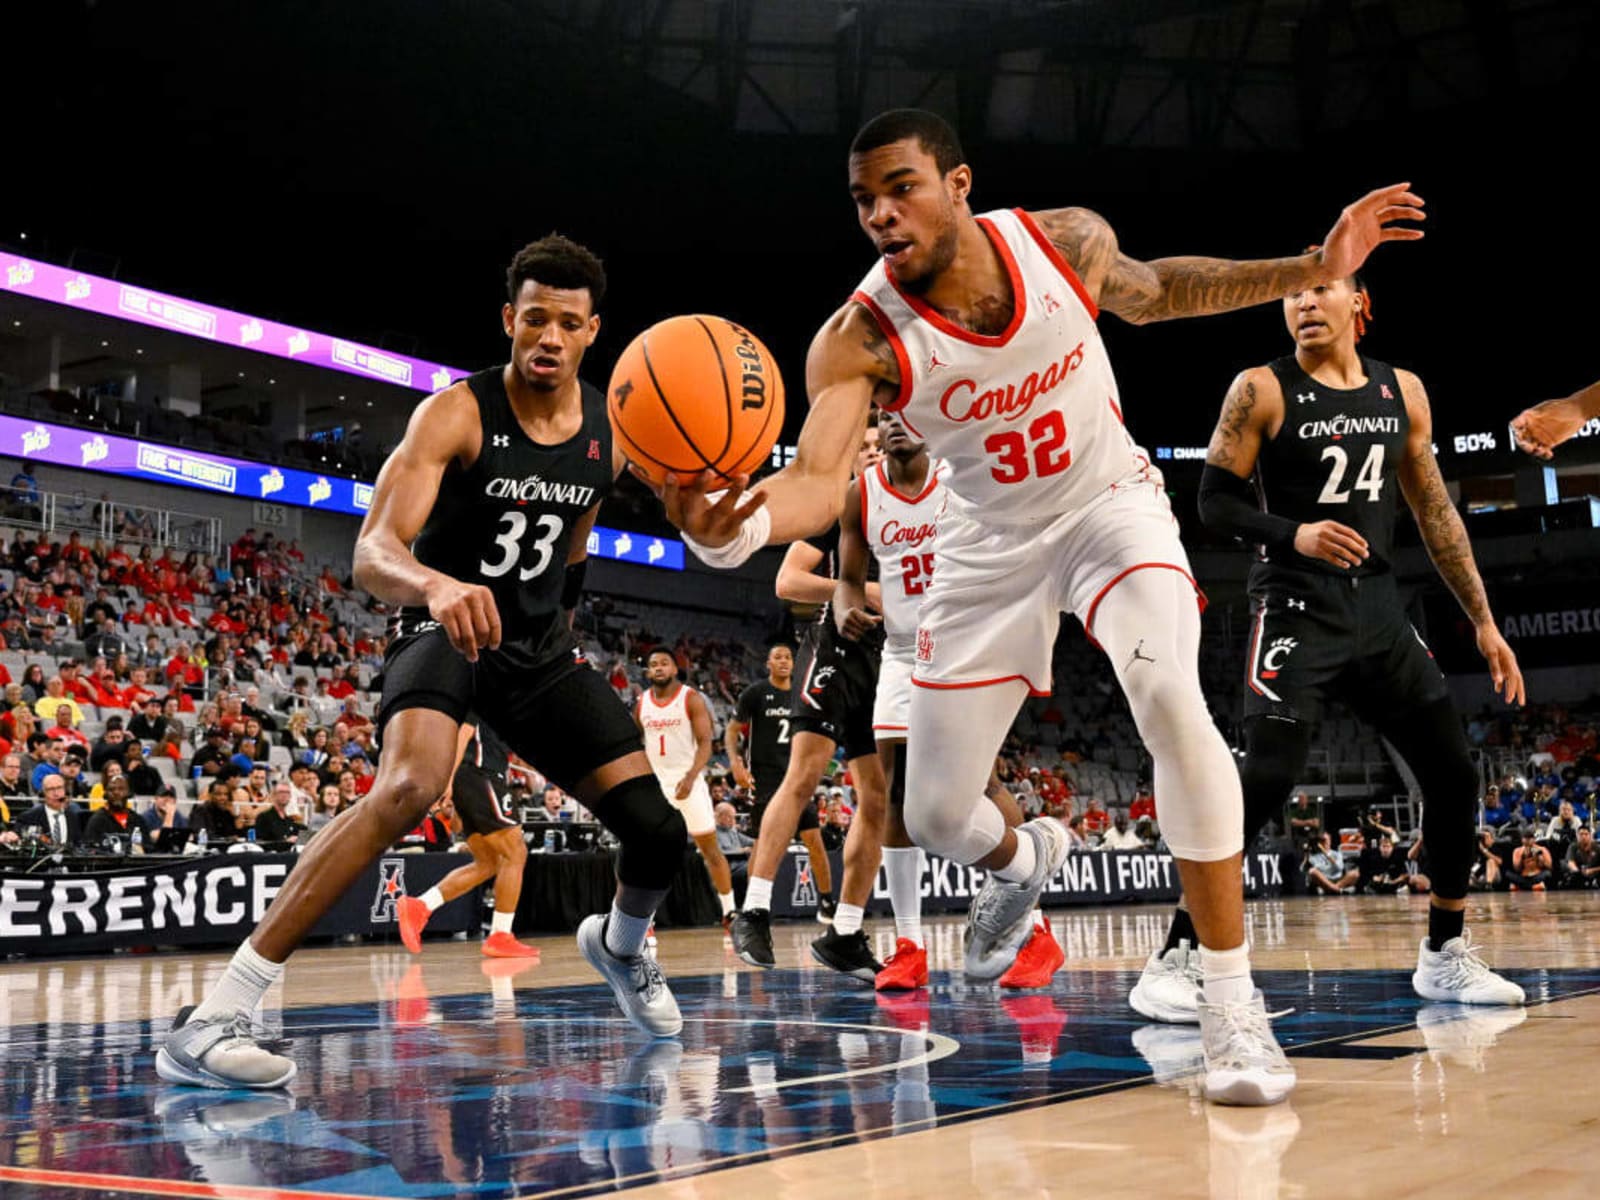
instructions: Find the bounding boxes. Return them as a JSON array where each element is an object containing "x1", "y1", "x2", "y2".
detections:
[{"x1": 1125, "y1": 640, "x2": 1156, "y2": 670}]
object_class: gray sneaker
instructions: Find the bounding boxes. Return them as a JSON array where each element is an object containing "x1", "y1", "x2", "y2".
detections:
[
  {"x1": 155, "y1": 1005, "x2": 297, "y2": 1090},
  {"x1": 964, "y1": 818, "x2": 1069, "y2": 979},
  {"x1": 578, "y1": 914, "x2": 684, "y2": 1038}
]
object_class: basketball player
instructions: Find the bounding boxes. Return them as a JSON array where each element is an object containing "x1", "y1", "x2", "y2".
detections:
[
  {"x1": 830, "y1": 409, "x2": 1055, "y2": 990},
  {"x1": 159, "y1": 236, "x2": 689, "y2": 1090},
  {"x1": 1512, "y1": 378, "x2": 1600, "y2": 458},
  {"x1": 636, "y1": 648, "x2": 737, "y2": 927},
  {"x1": 1129, "y1": 269, "x2": 1526, "y2": 1025},
  {"x1": 726, "y1": 432, "x2": 892, "y2": 975},
  {"x1": 726, "y1": 642, "x2": 836, "y2": 913},
  {"x1": 647, "y1": 110, "x2": 1425, "y2": 1104},
  {"x1": 394, "y1": 715, "x2": 540, "y2": 958}
]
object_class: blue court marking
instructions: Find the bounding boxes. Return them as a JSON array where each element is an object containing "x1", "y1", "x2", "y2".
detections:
[{"x1": 2, "y1": 965, "x2": 1596, "y2": 1200}]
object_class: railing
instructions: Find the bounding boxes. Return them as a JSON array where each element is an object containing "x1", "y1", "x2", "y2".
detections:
[{"x1": 0, "y1": 481, "x2": 220, "y2": 555}]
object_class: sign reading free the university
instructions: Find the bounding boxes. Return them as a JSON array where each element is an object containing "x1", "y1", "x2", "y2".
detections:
[{"x1": 0, "y1": 853, "x2": 477, "y2": 956}]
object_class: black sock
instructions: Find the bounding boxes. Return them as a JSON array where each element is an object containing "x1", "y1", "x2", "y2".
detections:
[
  {"x1": 1427, "y1": 905, "x2": 1465, "y2": 952},
  {"x1": 1163, "y1": 906, "x2": 1198, "y2": 954}
]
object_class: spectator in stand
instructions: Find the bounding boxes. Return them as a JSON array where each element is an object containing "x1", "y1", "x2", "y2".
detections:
[
  {"x1": 240, "y1": 686, "x2": 278, "y2": 732},
  {"x1": 308, "y1": 783, "x2": 344, "y2": 832},
  {"x1": 128, "y1": 696, "x2": 166, "y2": 743},
  {"x1": 154, "y1": 722, "x2": 186, "y2": 765},
  {"x1": 1482, "y1": 787, "x2": 1511, "y2": 830},
  {"x1": 31, "y1": 679, "x2": 83, "y2": 726},
  {"x1": 253, "y1": 781, "x2": 304, "y2": 845},
  {"x1": 1307, "y1": 832, "x2": 1360, "y2": 895},
  {"x1": 1285, "y1": 792, "x2": 1324, "y2": 850},
  {"x1": 123, "y1": 740, "x2": 164, "y2": 796},
  {"x1": 192, "y1": 779, "x2": 241, "y2": 844},
  {"x1": 9, "y1": 461, "x2": 41, "y2": 517},
  {"x1": 820, "y1": 793, "x2": 851, "y2": 852},
  {"x1": 14, "y1": 775, "x2": 81, "y2": 847},
  {"x1": 1065, "y1": 813, "x2": 1089, "y2": 850},
  {"x1": 1129, "y1": 785, "x2": 1156, "y2": 826},
  {"x1": 1361, "y1": 835, "x2": 1410, "y2": 894},
  {"x1": 310, "y1": 677, "x2": 340, "y2": 725},
  {"x1": 190, "y1": 726, "x2": 233, "y2": 778},
  {"x1": 1081, "y1": 795, "x2": 1110, "y2": 839},
  {"x1": 89, "y1": 721, "x2": 133, "y2": 772},
  {"x1": 18, "y1": 664, "x2": 45, "y2": 705},
  {"x1": 337, "y1": 695, "x2": 370, "y2": 730},
  {"x1": 335, "y1": 768, "x2": 358, "y2": 809},
  {"x1": 58, "y1": 753, "x2": 89, "y2": 800},
  {"x1": 47, "y1": 704, "x2": 89, "y2": 753},
  {"x1": 714, "y1": 802, "x2": 753, "y2": 857},
  {"x1": 1470, "y1": 829, "x2": 1503, "y2": 890},
  {"x1": 138, "y1": 633, "x2": 164, "y2": 671},
  {"x1": 164, "y1": 641, "x2": 206, "y2": 693},
  {"x1": 83, "y1": 615, "x2": 126, "y2": 661},
  {"x1": 57, "y1": 661, "x2": 96, "y2": 706},
  {"x1": 28, "y1": 737, "x2": 65, "y2": 792},
  {"x1": 299, "y1": 727, "x2": 331, "y2": 771},
  {"x1": 280, "y1": 710, "x2": 313, "y2": 754},
  {"x1": 1101, "y1": 811, "x2": 1144, "y2": 851},
  {"x1": 0, "y1": 753, "x2": 28, "y2": 804},
  {"x1": 326, "y1": 666, "x2": 358, "y2": 700},
  {"x1": 1543, "y1": 800, "x2": 1584, "y2": 851},
  {"x1": 142, "y1": 787, "x2": 188, "y2": 836},
  {"x1": 1508, "y1": 830, "x2": 1554, "y2": 892},
  {"x1": 1565, "y1": 826, "x2": 1600, "y2": 888},
  {"x1": 229, "y1": 737, "x2": 261, "y2": 777},
  {"x1": 83, "y1": 778, "x2": 138, "y2": 847}
]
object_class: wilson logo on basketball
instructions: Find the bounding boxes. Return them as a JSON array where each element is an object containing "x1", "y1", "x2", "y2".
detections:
[
  {"x1": 732, "y1": 325, "x2": 769, "y2": 412},
  {"x1": 879, "y1": 519, "x2": 936, "y2": 550},
  {"x1": 939, "y1": 341, "x2": 1086, "y2": 423}
]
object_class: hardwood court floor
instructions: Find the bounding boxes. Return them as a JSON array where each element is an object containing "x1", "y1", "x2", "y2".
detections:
[{"x1": 1, "y1": 892, "x2": 1596, "y2": 1200}]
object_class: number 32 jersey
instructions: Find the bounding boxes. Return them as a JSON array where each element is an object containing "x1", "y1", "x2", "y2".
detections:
[
  {"x1": 404, "y1": 367, "x2": 612, "y2": 648},
  {"x1": 1256, "y1": 354, "x2": 1408, "y2": 577},
  {"x1": 850, "y1": 207, "x2": 1151, "y2": 525}
]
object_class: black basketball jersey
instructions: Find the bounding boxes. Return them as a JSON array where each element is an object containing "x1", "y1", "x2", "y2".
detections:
[
  {"x1": 1255, "y1": 355, "x2": 1409, "y2": 576},
  {"x1": 463, "y1": 713, "x2": 509, "y2": 786},
  {"x1": 404, "y1": 367, "x2": 612, "y2": 646},
  {"x1": 734, "y1": 680, "x2": 792, "y2": 778}
]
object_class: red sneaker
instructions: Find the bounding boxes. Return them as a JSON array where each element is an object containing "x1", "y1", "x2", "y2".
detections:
[
  {"x1": 874, "y1": 989, "x2": 932, "y2": 1031},
  {"x1": 999, "y1": 993, "x2": 1069, "y2": 1066},
  {"x1": 482, "y1": 931, "x2": 541, "y2": 959},
  {"x1": 998, "y1": 918, "x2": 1064, "y2": 989},
  {"x1": 396, "y1": 895, "x2": 430, "y2": 955},
  {"x1": 875, "y1": 938, "x2": 929, "y2": 991}
]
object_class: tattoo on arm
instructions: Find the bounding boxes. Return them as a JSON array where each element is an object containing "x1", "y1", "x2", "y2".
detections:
[
  {"x1": 860, "y1": 316, "x2": 900, "y2": 386},
  {"x1": 1206, "y1": 375, "x2": 1258, "y2": 474},
  {"x1": 1407, "y1": 444, "x2": 1492, "y2": 625}
]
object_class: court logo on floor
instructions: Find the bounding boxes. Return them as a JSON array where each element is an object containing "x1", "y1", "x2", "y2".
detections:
[{"x1": 371, "y1": 859, "x2": 407, "y2": 922}]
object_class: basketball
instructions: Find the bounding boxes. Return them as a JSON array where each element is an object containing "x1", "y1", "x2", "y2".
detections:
[{"x1": 607, "y1": 314, "x2": 786, "y2": 486}]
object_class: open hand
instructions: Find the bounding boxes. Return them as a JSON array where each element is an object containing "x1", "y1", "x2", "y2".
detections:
[
  {"x1": 1475, "y1": 622, "x2": 1526, "y2": 707},
  {"x1": 632, "y1": 468, "x2": 767, "y2": 548},
  {"x1": 1293, "y1": 520, "x2": 1368, "y2": 569},
  {"x1": 731, "y1": 762, "x2": 754, "y2": 791},
  {"x1": 1511, "y1": 397, "x2": 1588, "y2": 460},
  {"x1": 1319, "y1": 183, "x2": 1425, "y2": 280}
]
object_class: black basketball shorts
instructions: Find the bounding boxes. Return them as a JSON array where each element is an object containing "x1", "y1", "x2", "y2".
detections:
[
  {"x1": 377, "y1": 622, "x2": 641, "y2": 795},
  {"x1": 1243, "y1": 567, "x2": 1450, "y2": 726},
  {"x1": 789, "y1": 622, "x2": 880, "y2": 762},
  {"x1": 451, "y1": 762, "x2": 519, "y2": 839}
]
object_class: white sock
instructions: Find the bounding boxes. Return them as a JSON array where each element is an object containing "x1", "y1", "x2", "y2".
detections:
[
  {"x1": 1030, "y1": 907, "x2": 1044, "y2": 929},
  {"x1": 718, "y1": 891, "x2": 736, "y2": 917},
  {"x1": 833, "y1": 903, "x2": 865, "y2": 936},
  {"x1": 744, "y1": 875, "x2": 774, "y2": 913},
  {"x1": 420, "y1": 886, "x2": 445, "y2": 914},
  {"x1": 190, "y1": 941, "x2": 284, "y2": 1023},
  {"x1": 604, "y1": 903, "x2": 654, "y2": 959},
  {"x1": 490, "y1": 909, "x2": 515, "y2": 935},
  {"x1": 884, "y1": 846, "x2": 925, "y2": 945},
  {"x1": 991, "y1": 829, "x2": 1037, "y2": 883},
  {"x1": 1200, "y1": 942, "x2": 1255, "y2": 1005}
]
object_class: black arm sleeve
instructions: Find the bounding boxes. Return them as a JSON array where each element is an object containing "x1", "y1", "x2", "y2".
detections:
[{"x1": 1197, "y1": 464, "x2": 1300, "y2": 553}]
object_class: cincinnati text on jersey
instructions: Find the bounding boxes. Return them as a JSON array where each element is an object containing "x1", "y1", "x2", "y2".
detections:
[
  {"x1": 1297, "y1": 414, "x2": 1402, "y2": 439},
  {"x1": 484, "y1": 475, "x2": 598, "y2": 506}
]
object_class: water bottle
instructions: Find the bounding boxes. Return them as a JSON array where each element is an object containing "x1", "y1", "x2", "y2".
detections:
[
  {"x1": 197, "y1": 827, "x2": 209, "y2": 851},
  {"x1": 543, "y1": 829, "x2": 559, "y2": 854},
  {"x1": 247, "y1": 828, "x2": 257, "y2": 844},
  {"x1": 131, "y1": 826, "x2": 143, "y2": 855}
]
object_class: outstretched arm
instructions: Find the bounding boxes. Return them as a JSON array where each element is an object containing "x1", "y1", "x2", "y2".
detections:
[
  {"x1": 1511, "y1": 379, "x2": 1600, "y2": 459},
  {"x1": 1030, "y1": 183, "x2": 1423, "y2": 325},
  {"x1": 1395, "y1": 370, "x2": 1525, "y2": 707}
]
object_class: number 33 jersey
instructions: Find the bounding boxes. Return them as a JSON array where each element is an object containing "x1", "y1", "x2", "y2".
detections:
[
  {"x1": 404, "y1": 367, "x2": 612, "y2": 647},
  {"x1": 850, "y1": 207, "x2": 1152, "y2": 525},
  {"x1": 1256, "y1": 354, "x2": 1408, "y2": 577}
]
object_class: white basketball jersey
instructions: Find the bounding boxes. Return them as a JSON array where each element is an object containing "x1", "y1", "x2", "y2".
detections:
[
  {"x1": 851, "y1": 208, "x2": 1155, "y2": 524},
  {"x1": 861, "y1": 457, "x2": 948, "y2": 651},
  {"x1": 639, "y1": 684, "x2": 699, "y2": 779}
]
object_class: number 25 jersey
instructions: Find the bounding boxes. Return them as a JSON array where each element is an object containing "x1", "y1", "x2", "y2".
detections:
[
  {"x1": 1255, "y1": 355, "x2": 1408, "y2": 577},
  {"x1": 405, "y1": 367, "x2": 612, "y2": 647},
  {"x1": 850, "y1": 207, "x2": 1152, "y2": 524}
]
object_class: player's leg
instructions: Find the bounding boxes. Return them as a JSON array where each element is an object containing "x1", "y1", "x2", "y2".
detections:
[
  {"x1": 874, "y1": 739, "x2": 926, "y2": 989},
  {"x1": 1369, "y1": 695, "x2": 1524, "y2": 1005},
  {"x1": 810, "y1": 748, "x2": 889, "y2": 981},
  {"x1": 397, "y1": 826, "x2": 500, "y2": 953},
  {"x1": 797, "y1": 827, "x2": 835, "y2": 911},
  {"x1": 491, "y1": 653, "x2": 689, "y2": 1037},
  {"x1": 480, "y1": 825, "x2": 540, "y2": 957},
  {"x1": 729, "y1": 729, "x2": 838, "y2": 967},
  {"x1": 1087, "y1": 564, "x2": 1292, "y2": 1105},
  {"x1": 158, "y1": 632, "x2": 469, "y2": 1089},
  {"x1": 678, "y1": 778, "x2": 736, "y2": 924}
]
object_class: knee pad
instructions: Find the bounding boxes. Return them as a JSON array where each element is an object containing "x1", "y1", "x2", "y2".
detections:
[
  {"x1": 1240, "y1": 716, "x2": 1313, "y2": 843},
  {"x1": 592, "y1": 774, "x2": 688, "y2": 891}
]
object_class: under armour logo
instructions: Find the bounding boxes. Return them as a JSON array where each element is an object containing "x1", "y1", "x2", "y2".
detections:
[
  {"x1": 1286, "y1": 598, "x2": 1306, "y2": 611},
  {"x1": 1296, "y1": 392, "x2": 1317, "y2": 404},
  {"x1": 1042, "y1": 292, "x2": 1062, "y2": 315},
  {"x1": 928, "y1": 350, "x2": 950, "y2": 372},
  {"x1": 1125, "y1": 640, "x2": 1156, "y2": 670},
  {"x1": 491, "y1": 434, "x2": 510, "y2": 448}
]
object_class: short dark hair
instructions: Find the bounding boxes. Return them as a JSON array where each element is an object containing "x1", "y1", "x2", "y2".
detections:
[
  {"x1": 505, "y1": 234, "x2": 607, "y2": 309},
  {"x1": 851, "y1": 109, "x2": 965, "y2": 175},
  {"x1": 648, "y1": 649, "x2": 675, "y2": 663}
]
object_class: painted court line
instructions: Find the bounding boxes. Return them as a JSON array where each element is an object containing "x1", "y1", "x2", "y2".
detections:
[{"x1": 0, "y1": 1166, "x2": 394, "y2": 1200}]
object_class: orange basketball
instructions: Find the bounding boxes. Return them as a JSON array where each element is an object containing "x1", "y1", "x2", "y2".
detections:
[{"x1": 607, "y1": 314, "x2": 786, "y2": 486}]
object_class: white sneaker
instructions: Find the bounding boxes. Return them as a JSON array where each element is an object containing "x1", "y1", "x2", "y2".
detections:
[
  {"x1": 1412, "y1": 934, "x2": 1525, "y2": 1006},
  {"x1": 1128, "y1": 940, "x2": 1203, "y2": 1024},
  {"x1": 1198, "y1": 992, "x2": 1296, "y2": 1106},
  {"x1": 1131, "y1": 1023, "x2": 1205, "y2": 1088},
  {"x1": 577, "y1": 914, "x2": 683, "y2": 1038},
  {"x1": 155, "y1": 1007, "x2": 297, "y2": 1090},
  {"x1": 964, "y1": 818, "x2": 1069, "y2": 980},
  {"x1": 1415, "y1": 1003, "x2": 1528, "y2": 1072}
]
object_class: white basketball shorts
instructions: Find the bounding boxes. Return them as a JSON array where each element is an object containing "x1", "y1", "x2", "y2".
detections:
[{"x1": 872, "y1": 645, "x2": 915, "y2": 737}]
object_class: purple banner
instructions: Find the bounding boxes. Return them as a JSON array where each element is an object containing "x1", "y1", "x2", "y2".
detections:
[{"x1": 2, "y1": 252, "x2": 466, "y2": 393}]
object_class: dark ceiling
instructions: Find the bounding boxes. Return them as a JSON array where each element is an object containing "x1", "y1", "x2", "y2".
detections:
[{"x1": 5, "y1": 0, "x2": 1597, "y2": 459}]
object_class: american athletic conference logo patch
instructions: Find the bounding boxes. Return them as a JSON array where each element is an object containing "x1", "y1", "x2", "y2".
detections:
[
  {"x1": 372, "y1": 859, "x2": 406, "y2": 922},
  {"x1": 916, "y1": 627, "x2": 934, "y2": 664}
]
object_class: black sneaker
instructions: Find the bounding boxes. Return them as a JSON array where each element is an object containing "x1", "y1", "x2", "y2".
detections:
[
  {"x1": 731, "y1": 909, "x2": 776, "y2": 969},
  {"x1": 817, "y1": 895, "x2": 838, "y2": 926},
  {"x1": 810, "y1": 927, "x2": 884, "y2": 983}
]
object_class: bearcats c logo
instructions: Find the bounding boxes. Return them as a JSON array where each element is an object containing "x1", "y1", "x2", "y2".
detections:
[{"x1": 1261, "y1": 637, "x2": 1298, "y2": 677}]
